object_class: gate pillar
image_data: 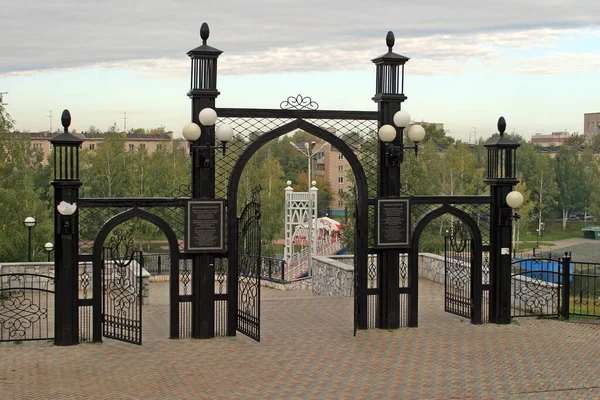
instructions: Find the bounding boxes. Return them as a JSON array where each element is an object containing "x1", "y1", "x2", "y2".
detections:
[
  {"x1": 186, "y1": 23, "x2": 222, "y2": 339},
  {"x1": 372, "y1": 32, "x2": 408, "y2": 329},
  {"x1": 485, "y1": 117, "x2": 520, "y2": 324},
  {"x1": 51, "y1": 110, "x2": 82, "y2": 346}
]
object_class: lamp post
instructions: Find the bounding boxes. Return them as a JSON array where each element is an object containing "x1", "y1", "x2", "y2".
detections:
[
  {"x1": 44, "y1": 242, "x2": 54, "y2": 262},
  {"x1": 290, "y1": 141, "x2": 325, "y2": 276},
  {"x1": 51, "y1": 109, "x2": 83, "y2": 345},
  {"x1": 23, "y1": 216, "x2": 36, "y2": 262},
  {"x1": 484, "y1": 117, "x2": 521, "y2": 324}
]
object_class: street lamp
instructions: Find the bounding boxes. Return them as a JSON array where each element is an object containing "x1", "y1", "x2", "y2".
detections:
[
  {"x1": 378, "y1": 110, "x2": 426, "y2": 167},
  {"x1": 290, "y1": 140, "x2": 326, "y2": 276},
  {"x1": 23, "y1": 216, "x2": 36, "y2": 262},
  {"x1": 44, "y1": 242, "x2": 54, "y2": 262},
  {"x1": 182, "y1": 107, "x2": 234, "y2": 166}
]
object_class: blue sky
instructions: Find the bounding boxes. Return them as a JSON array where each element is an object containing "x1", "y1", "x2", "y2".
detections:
[{"x1": 2, "y1": 1, "x2": 599, "y2": 142}]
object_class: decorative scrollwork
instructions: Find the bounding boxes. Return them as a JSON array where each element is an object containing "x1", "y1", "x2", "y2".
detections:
[
  {"x1": 108, "y1": 234, "x2": 135, "y2": 268},
  {"x1": 171, "y1": 183, "x2": 192, "y2": 198},
  {"x1": 449, "y1": 221, "x2": 468, "y2": 253},
  {"x1": 279, "y1": 95, "x2": 319, "y2": 111},
  {"x1": 512, "y1": 268, "x2": 558, "y2": 315},
  {"x1": 0, "y1": 288, "x2": 49, "y2": 340}
]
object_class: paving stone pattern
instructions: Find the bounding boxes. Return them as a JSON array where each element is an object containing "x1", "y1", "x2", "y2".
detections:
[{"x1": 1, "y1": 279, "x2": 599, "y2": 399}]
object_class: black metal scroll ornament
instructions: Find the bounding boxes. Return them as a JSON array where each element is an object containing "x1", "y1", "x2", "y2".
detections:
[
  {"x1": 449, "y1": 221, "x2": 468, "y2": 253},
  {"x1": 280, "y1": 95, "x2": 319, "y2": 111}
]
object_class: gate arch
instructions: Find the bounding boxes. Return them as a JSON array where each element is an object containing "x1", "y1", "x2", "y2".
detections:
[
  {"x1": 408, "y1": 204, "x2": 483, "y2": 326},
  {"x1": 226, "y1": 118, "x2": 370, "y2": 335},
  {"x1": 91, "y1": 208, "x2": 180, "y2": 342}
]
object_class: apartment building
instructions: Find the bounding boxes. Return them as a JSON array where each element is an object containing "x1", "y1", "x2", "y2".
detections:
[
  {"x1": 28, "y1": 131, "x2": 185, "y2": 163},
  {"x1": 530, "y1": 131, "x2": 569, "y2": 147},
  {"x1": 313, "y1": 141, "x2": 354, "y2": 217},
  {"x1": 584, "y1": 113, "x2": 600, "y2": 138}
]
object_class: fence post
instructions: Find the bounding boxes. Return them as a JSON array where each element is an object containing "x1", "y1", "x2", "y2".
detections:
[
  {"x1": 561, "y1": 252, "x2": 571, "y2": 320},
  {"x1": 281, "y1": 260, "x2": 285, "y2": 281},
  {"x1": 268, "y1": 259, "x2": 272, "y2": 279},
  {"x1": 158, "y1": 255, "x2": 162, "y2": 275}
]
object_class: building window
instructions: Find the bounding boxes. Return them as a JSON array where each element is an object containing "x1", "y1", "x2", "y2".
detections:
[
  {"x1": 33, "y1": 143, "x2": 42, "y2": 150},
  {"x1": 338, "y1": 165, "x2": 343, "y2": 172},
  {"x1": 338, "y1": 153, "x2": 344, "y2": 160},
  {"x1": 129, "y1": 144, "x2": 134, "y2": 151},
  {"x1": 156, "y1": 144, "x2": 162, "y2": 150},
  {"x1": 338, "y1": 177, "x2": 344, "y2": 184},
  {"x1": 89, "y1": 143, "x2": 95, "y2": 150},
  {"x1": 338, "y1": 200, "x2": 344, "y2": 207},
  {"x1": 140, "y1": 143, "x2": 146, "y2": 150},
  {"x1": 338, "y1": 189, "x2": 344, "y2": 195}
]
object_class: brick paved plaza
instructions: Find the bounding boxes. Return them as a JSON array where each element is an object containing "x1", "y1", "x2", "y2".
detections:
[{"x1": 1, "y1": 278, "x2": 599, "y2": 399}]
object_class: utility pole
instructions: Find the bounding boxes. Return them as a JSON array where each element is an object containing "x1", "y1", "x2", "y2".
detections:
[
  {"x1": 48, "y1": 110, "x2": 53, "y2": 132},
  {"x1": 122, "y1": 112, "x2": 127, "y2": 132}
]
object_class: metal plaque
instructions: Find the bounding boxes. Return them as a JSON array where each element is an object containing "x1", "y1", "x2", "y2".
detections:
[
  {"x1": 377, "y1": 198, "x2": 410, "y2": 247},
  {"x1": 185, "y1": 200, "x2": 225, "y2": 252}
]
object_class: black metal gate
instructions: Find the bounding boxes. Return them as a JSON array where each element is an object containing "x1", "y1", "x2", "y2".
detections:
[
  {"x1": 444, "y1": 222, "x2": 474, "y2": 320},
  {"x1": 102, "y1": 234, "x2": 143, "y2": 345},
  {"x1": 237, "y1": 186, "x2": 261, "y2": 342}
]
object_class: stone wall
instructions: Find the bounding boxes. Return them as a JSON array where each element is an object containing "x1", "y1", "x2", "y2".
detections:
[{"x1": 311, "y1": 256, "x2": 354, "y2": 296}]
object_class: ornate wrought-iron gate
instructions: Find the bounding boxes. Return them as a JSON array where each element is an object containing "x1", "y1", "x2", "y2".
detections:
[
  {"x1": 444, "y1": 221, "x2": 478, "y2": 320},
  {"x1": 237, "y1": 186, "x2": 261, "y2": 342},
  {"x1": 102, "y1": 234, "x2": 143, "y2": 345}
]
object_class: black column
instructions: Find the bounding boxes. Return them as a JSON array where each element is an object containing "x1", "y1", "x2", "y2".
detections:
[
  {"x1": 191, "y1": 96, "x2": 216, "y2": 339},
  {"x1": 376, "y1": 101, "x2": 403, "y2": 329},
  {"x1": 52, "y1": 181, "x2": 81, "y2": 346}
]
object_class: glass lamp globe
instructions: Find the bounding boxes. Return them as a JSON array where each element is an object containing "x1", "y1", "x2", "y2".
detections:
[
  {"x1": 378, "y1": 125, "x2": 396, "y2": 142},
  {"x1": 199, "y1": 108, "x2": 218, "y2": 126},
  {"x1": 407, "y1": 124, "x2": 426, "y2": 143},
  {"x1": 23, "y1": 216, "x2": 36, "y2": 227},
  {"x1": 393, "y1": 110, "x2": 411, "y2": 128},
  {"x1": 215, "y1": 124, "x2": 234, "y2": 142},
  {"x1": 506, "y1": 191, "x2": 524, "y2": 209},
  {"x1": 182, "y1": 122, "x2": 201, "y2": 141}
]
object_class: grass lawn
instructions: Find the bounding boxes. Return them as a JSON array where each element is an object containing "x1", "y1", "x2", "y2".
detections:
[
  {"x1": 570, "y1": 298, "x2": 600, "y2": 317},
  {"x1": 518, "y1": 220, "x2": 589, "y2": 242}
]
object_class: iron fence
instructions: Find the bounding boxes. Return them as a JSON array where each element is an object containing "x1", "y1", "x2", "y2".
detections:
[
  {"x1": 570, "y1": 261, "x2": 600, "y2": 318},
  {"x1": 260, "y1": 257, "x2": 287, "y2": 282},
  {"x1": 0, "y1": 273, "x2": 54, "y2": 342}
]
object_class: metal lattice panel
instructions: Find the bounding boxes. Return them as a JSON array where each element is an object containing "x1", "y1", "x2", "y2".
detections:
[
  {"x1": 215, "y1": 117, "x2": 380, "y2": 199},
  {"x1": 79, "y1": 205, "x2": 187, "y2": 254}
]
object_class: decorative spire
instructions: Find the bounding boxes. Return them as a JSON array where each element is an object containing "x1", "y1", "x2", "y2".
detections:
[
  {"x1": 386, "y1": 31, "x2": 395, "y2": 52},
  {"x1": 61, "y1": 110, "x2": 71, "y2": 132},
  {"x1": 200, "y1": 22, "x2": 209, "y2": 45},
  {"x1": 497, "y1": 116, "x2": 506, "y2": 137}
]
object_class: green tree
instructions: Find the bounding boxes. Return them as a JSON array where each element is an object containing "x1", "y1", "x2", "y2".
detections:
[
  {"x1": 80, "y1": 131, "x2": 128, "y2": 198},
  {"x1": 555, "y1": 145, "x2": 581, "y2": 230},
  {"x1": 529, "y1": 154, "x2": 559, "y2": 234},
  {"x1": 0, "y1": 95, "x2": 53, "y2": 261}
]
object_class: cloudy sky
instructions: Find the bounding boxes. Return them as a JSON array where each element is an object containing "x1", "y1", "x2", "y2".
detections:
[{"x1": 2, "y1": 0, "x2": 599, "y2": 141}]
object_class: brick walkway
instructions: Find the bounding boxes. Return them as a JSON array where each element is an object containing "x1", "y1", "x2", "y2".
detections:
[{"x1": 1, "y1": 279, "x2": 599, "y2": 399}]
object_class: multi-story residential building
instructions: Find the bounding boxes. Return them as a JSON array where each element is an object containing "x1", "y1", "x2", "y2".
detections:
[
  {"x1": 584, "y1": 113, "x2": 600, "y2": 138},
  {"x1": 530, "y1": 131, "x2": 569, "y2": 147},
  {"x1": 313, "y1": 140, "x2": 354, "y2": 217},
  {"x1": 28, "y1": 131, "x2": 185, "y2": 163}
]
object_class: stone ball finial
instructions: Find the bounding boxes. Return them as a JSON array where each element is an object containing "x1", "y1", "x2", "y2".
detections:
[
  {"x1": 497, "y1": 116, "x2": 506, "y2": 136},
  {"x1": 61, "y1": 109, "x2": 71, "y2": 132},
  {"x1": 386, "y1": 31, "x2": 395, "y2": 51},
  {"x1": 286, "y1": 180, "x2": 292, "y2": 186},
  {"x1": 200, "y1": 22, "x2": 210, "y2": 44}
]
